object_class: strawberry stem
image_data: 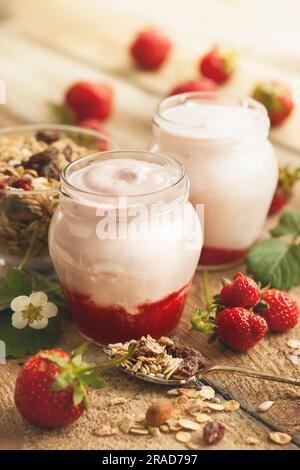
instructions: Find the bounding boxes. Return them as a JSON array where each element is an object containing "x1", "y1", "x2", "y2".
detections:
[{"x1": 203, "y1": 271, "x2": 211, "y2": 309}]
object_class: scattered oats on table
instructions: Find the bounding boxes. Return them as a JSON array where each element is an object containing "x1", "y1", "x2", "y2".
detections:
[{"x1": 269, "y1": 432, "x2": 292, "y2": 445}]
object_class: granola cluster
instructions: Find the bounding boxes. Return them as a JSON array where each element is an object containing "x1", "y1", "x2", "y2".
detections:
[
  {"x1": 0, "y1": 130, "x2": 91, "y2": 258},
  {"x1": 104, "y1": 335, "x2": 206, "y2": 381}
]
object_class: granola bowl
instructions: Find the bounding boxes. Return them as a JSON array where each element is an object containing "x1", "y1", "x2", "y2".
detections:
[{"x1": 0, "y1": 124, "x2": 115, "y2": 269}]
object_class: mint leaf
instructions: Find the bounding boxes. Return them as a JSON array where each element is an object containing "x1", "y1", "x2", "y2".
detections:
[
  {"x1": 0, "y1": 309, "x2": 61, "y2": 358},
  {"x1": 271, "y1": 211, "x2": 300, "y2": 239},
  {"x1": 246, "y1": 238, "x2": 300, "y2": 291},
  {"x1": 0, "y1": 268, "x2": 31, "y2": 305}
]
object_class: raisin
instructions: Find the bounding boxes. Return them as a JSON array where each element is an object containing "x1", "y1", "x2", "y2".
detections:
[
  {"x1": 23, "y1": 147, "x2": 59, "y2": 179},
  {"x1": 63, "y1": 144, "x2": 73, "y2": 161},
  {"x1": 167, "y1": 339, "x2": 206, "y2": 368},
  {"x1": 175, "y1": 356, "x2": 199, "y2": 378},
  {"x1": 35, "y1": 130, "x2": 60, "y2": 144},
  {"x1": 203, "y1": 421, "x2": 225, "y2": 445}
]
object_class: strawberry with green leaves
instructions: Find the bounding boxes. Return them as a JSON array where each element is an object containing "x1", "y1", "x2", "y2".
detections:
[
  {"x1": 199, "y1": 47, "x2": 237, "y2": 84},
  {"x1": 15, "y1": 342, "x2": 135, "y2": 429},
  {"x1": 191, "y1": 272, "x2": 267, "y2": 352},
  {"x1": 268, "y1": 165, "x2": 300, "y2": 216},
  {"x1": 252, "y1": 81, "x2": 294, "y2": 126}
]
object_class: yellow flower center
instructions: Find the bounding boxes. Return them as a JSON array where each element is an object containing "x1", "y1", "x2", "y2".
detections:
[{"x1": 22, "y1": 303, "x2": 43, "y2": 324}]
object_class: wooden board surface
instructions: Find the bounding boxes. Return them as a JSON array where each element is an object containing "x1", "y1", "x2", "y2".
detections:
[{"x1": 0, "y1": 0, "x2": 300, "y2": 451}]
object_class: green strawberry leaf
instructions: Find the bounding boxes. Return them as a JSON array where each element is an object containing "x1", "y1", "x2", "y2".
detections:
[
  {"x1": 0, "y1": 308, "x2": 61, "y2": 358},
  {"x1": 0, "y1": 268, "x2": 32, "y2": 306},
  {"x1": 271, "y1": 211, "x2": 300, "y2": 239},
  {"x1": 29, "y1": 271, "x2": 66, "y2": 306},
  {"x1": 52, "y1": 369, "x2": 75, "y2": 391},
  {"x1": 48, "y1": 102, "x2": 76, "y2": 125},
  {"x1": 191, "y1": 308, "x2": 216, "y2": 333},
  {"x1": 246, "y1": 238, "x2": 300, "y2": 291},
  {"x1": 73, "y1": 382, "x2": 86, "y2": 407},
  {"x1": 80, "y1": 374, "x2": 107, "y2": 389}
]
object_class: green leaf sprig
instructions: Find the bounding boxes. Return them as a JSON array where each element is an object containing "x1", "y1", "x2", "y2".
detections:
[
  {"x1": 43, "y1": 341, "x2": 137, "y2": 407},
  {"x1": 191, "y1": 271, "x2": 217, "y2": 335},
  {"x1": 0, "y1": 228, "x2": 65, "y2": 357},
  {"x1": 246, "y1": 211, "x2": 300, "y2": 291}
]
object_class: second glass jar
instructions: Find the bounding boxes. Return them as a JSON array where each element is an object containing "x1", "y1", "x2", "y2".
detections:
[{"x1": 151, "y1": 92, "x2": 278, "y2": 268}]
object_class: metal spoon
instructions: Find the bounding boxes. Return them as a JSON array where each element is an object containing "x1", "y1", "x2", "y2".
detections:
[{"x1": 111, "y1": 362, "x2": 300, "y2": 388}]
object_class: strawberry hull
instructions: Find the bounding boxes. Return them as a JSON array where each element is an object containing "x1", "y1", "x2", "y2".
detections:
[
  {"x1": 199, "y1": 246, "x2": 249, "y2": 266},
  {"x1": 63, "y1": 282, "x2": 191, "y2": 345}
]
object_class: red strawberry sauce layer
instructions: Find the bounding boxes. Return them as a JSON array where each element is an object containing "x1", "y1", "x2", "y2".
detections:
[
  {"x1": 200, "y1": 246, "x2": 249, "y2": 266},
  {"x1": 63, "y1": 281, "x2": 191, "y2": 345}
]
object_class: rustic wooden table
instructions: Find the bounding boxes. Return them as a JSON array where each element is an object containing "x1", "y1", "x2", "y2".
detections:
[{"x1": 0, "y1": 0, "x2": 300, "y2": 451}]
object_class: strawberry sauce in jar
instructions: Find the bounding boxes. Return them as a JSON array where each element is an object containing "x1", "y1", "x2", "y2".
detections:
[
  {"x1": 49, "y1": 151, "x2": 202, "y2": 344},
  {"x1": 151, "y1": 92, "x2": 278, "y2": 268}
]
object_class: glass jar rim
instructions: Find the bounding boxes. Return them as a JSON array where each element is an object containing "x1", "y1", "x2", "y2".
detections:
[
  {"x1": 61, "y1": 149, "x2": 188, "y2": 201},
  {"x1": 154, "y1": 91, "x2": 270, "y2": 140},
  {"x1": 0, "y1": 123, "x2": 116, "y2": 196}
]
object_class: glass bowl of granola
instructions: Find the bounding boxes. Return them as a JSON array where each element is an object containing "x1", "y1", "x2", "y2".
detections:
[{"x1": 0, "y1": 124, "x2": 115, "y2": 269}]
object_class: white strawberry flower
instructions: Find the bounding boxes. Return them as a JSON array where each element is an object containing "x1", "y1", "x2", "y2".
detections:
[{"x1": 10, "y1": 291, "x2": 58, "y2": 330}]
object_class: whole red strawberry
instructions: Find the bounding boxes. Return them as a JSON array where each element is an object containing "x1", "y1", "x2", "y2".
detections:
[
  {"x1": 252, "y1": 81, "x2": 294, "y2": 126},
  {"x1": 257, "y1": 289, "x2": 299, "y2": 333},
  {"x1": 15, "y1": 349, "x2": 84, "y2": 429},
  {"x1": 78, "y1": 118, "x2": 110, "y2": 151},
  {"x1": 216, "y1": 307, "x2": 268, "y2": 352},
  {"x1": 199, "y1": 47, "x2": 236, "y2": 84},
  {"x1": 14, "y1": 344, "x2": 134, "y2": 429},
  {"x1": 219, "y1": 272, "x2": 261, "y2": 309},
  {"x1": 268, "y1": 165, "x2": 300, "y2": 216},
  {"x1": 169, "y1": 78, "x2": 218, "y2": 96},
  {"x1": 65, "y1": 81, "x2": 113, "y2": 121},
  {"x1": 130, "y1": 29, "x2": 172, "y2": 70}
]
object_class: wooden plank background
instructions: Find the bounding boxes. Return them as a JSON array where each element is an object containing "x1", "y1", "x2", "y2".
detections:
[{"x1": 0, "y1": 0, "x2": 300, "y2": 451}]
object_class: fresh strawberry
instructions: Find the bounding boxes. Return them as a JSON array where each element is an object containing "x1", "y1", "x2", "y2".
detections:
[
  {"x1": 219, "y1": 272, "x2": 261, "y2": 309},
  {"x1": 199, "y1": 47, "x2": 236, "y2": 84},
  {"x1": 169, "y1": 78, "x2": 218, "y2": 96},
  {"x1": 64, "y1": 81, "x2": 114, "y2": 121},
  {"x1": 257, "y1": 289, "x2": 299, "y2": 333},
  {"x1": 11, "y1": 178, "x2": 32, "y2": 191},
  {"x1": 216, "y1": 307, "x2": 268, "y2": 352},
  {"x1": 268, "y1": 165, "x2": 300, "y2": 216},
  {"x1": 252, "y1": 81, "x2": 294, "y2": 126},
  {"x1": 130, "y1": 29, "x2": 172, "y2": 70},
  {"x1": 15, "y1": 343, "x2": 135, "y2": 429},
  {"x1": 78, "y1": 118, "x2": 110, "y2": 151}
]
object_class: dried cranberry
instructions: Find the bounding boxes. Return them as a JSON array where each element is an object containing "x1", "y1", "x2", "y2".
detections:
[
  {"x1": 0, "y1": 181, "x2": 7, "y2": 190},
  {"x1": 35, "y1": 130, "x2": 60, "y2": 144},
  {"x1": 11, "y1": 178, "x2": 32, "y2": 191},
  {"x1": 203, "y1": 421, "x2": 225, "y2": 445}
]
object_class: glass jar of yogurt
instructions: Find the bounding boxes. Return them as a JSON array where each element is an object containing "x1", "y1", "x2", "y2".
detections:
[
  {"x1": 49, "y1": 150, "x2": 202, "y2": 344},
  {"x1": 151, "y1": 92, "x2": 278, "y2": 267}
]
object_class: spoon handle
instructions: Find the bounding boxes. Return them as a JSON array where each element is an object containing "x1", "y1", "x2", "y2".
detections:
[{"x1": 202, "y1": 365, "x2": 300, "y2": 386}]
